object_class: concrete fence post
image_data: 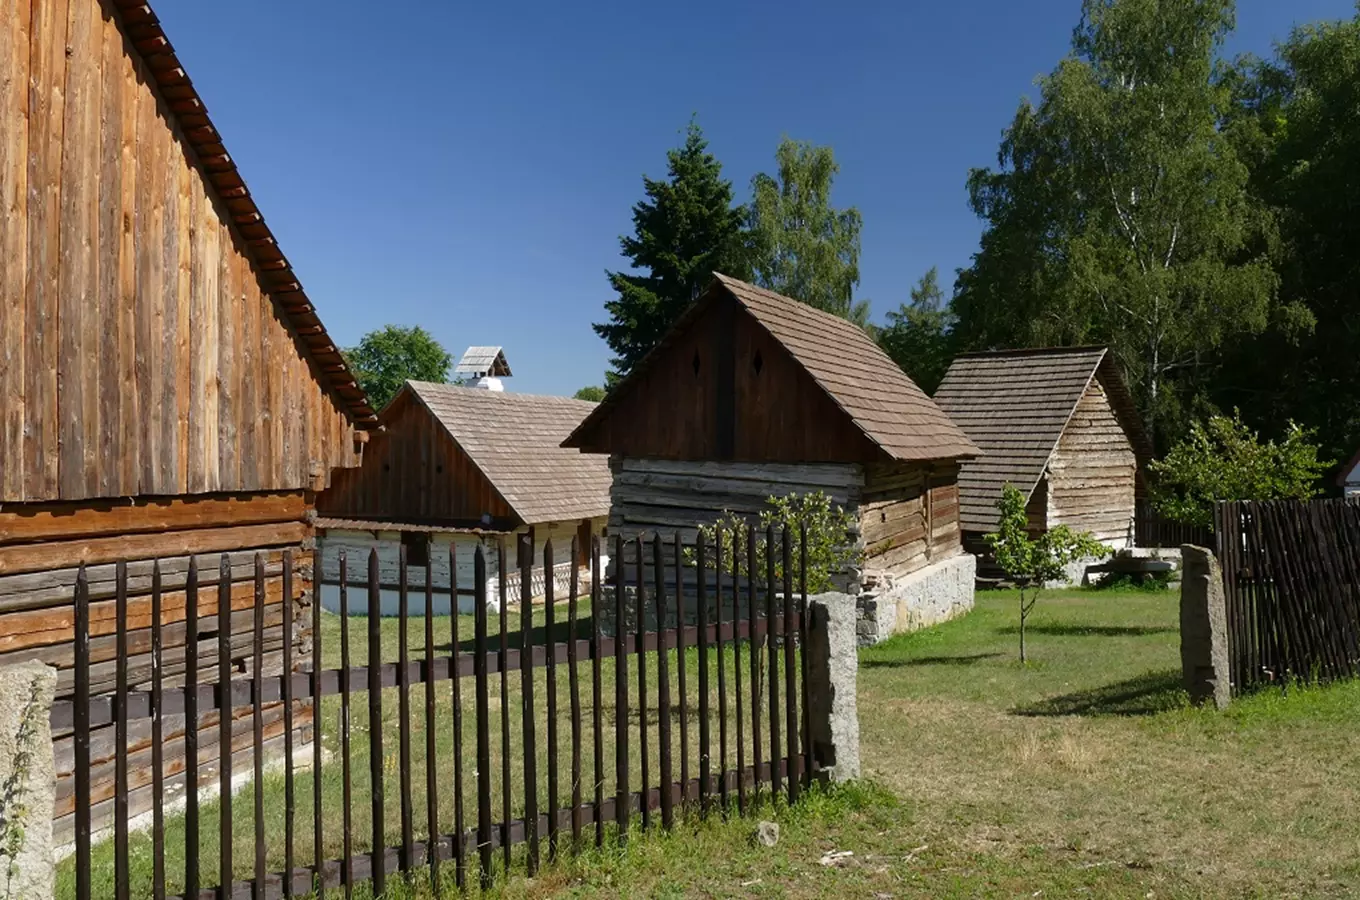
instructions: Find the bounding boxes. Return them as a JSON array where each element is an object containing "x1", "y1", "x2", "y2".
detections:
[
  {"x1": 806, "y1": 592, "x2": 861, "y2": 782},
  {"x1": 1179, "y1": 545, "x2": 1231, "y2": 710},
  {"x1": 0, "y1": 660, "x2": 58, "y2": 900}
]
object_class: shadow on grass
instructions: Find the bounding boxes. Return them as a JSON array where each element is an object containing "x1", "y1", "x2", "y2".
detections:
[
  {"x1": 1012, "y1": 668, "x2": 1188, "y2": 717},
  {"x1": 995, "y1": 624, "x2": 1176, "y2": 638},
  {"x1": 862, "y1": 652, "x2": 1003, "y2": 669}
]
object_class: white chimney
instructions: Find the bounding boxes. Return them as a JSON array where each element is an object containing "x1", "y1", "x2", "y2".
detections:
[{"x1": 453, "y1": 346, "x2": 512, "y2": 391}]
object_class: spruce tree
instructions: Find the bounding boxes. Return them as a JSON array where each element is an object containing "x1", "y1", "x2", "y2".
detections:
[{"x1": 595, "y1": 120, "x2": 748, "y2": 384}]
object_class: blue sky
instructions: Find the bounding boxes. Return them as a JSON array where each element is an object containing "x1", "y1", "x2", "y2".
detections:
[{"x1": 155, "y1": 0, "x2": 1354, "y2": 397}]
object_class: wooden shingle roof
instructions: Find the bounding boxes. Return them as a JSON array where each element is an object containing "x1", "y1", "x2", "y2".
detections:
[
  {"x1": 111, "y1": 1, "x2": 377, "y2": 426},
  {"x1": 407, "y1": 383, "x2": 612, "y2": 525},
  {"x1": 564, "y1": 275, "x2": 978, "y2": 463},
  {"x1": 933, "y1": 346, "x2": 1150, "y2": 532}
]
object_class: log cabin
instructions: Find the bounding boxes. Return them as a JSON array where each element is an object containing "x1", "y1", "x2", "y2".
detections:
[
  {"x1": 933, "y1": 347, "x2": 1152, "y2": 575},
  {"x1": 316, "y1": 381, "x2": 612, "y2": 613},
  {"x1": 0, "y1": 0, "x2": 376, "y2": 844},
  {"x1": 562, "y1": 274, "x2": 981, "y2": 645}
]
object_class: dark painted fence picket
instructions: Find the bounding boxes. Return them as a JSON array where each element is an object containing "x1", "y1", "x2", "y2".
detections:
[{"x1": 60, "y1": 528, "x2": 814, "y2": 899}]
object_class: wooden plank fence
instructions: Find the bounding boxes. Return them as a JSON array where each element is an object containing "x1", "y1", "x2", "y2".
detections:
[
  {"x1": 59, "y1": 527, "x2": 816, "y2": 899},
  {"x1": 1215, "y1": 499, "x2": 1360, "y2": 693}
]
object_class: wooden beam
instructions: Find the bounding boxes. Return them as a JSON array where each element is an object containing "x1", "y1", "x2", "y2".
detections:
[
  {"x1": 0, "y1": 491, "x2": 308, "y2": 545},
  {"x1": 0, "y1": 521, "x2": 309, "y2": 575}
]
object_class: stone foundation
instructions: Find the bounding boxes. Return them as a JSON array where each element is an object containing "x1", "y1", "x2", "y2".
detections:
[{"x1": 855, "y1": 553, "x2": 976, "y2": 646}]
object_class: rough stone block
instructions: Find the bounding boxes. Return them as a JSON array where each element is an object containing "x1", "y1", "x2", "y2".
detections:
[
  {"x1": 1180, "y1": 545, "x2": 1231, "y2": 709},
  {"x1": 855, "y1": 553, "x2": 976, "y2": 646},
  {"x1": 807, "y1": 592, "x2": 860, "y2": 782},
  {"x1": 0, "y1": 660, "x2": 57, "y2": 900}
]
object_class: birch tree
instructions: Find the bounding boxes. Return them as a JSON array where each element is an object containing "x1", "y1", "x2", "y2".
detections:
[{"x1": 954, "y1": 0, "x2": 1282, "y2": 448}]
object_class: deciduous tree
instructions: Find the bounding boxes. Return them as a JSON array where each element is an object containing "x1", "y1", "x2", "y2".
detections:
[
  {"x1": 748, "y1": 138, "x2": 869, "y2": 326},
  {"x1": 344, "y1": 325, "x2": 452, "y2": 411},
  {"x1": 877, "y1": 267, "x2": 956, "y2": 394}
]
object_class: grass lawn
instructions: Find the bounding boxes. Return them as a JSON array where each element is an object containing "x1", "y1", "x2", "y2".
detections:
[{"x1": 58, "y1": 588, "x2": 1360, "y2": 898}]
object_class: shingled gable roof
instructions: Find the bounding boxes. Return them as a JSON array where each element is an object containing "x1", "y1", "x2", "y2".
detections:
[
  {"x1": 1338, "y1": 446, "x2": 1360, "y2": 488},
  {"x1": 563, "y1": 274, "x2": 979, "y2": 462},
  {"x1": 933, "y1": 346, "x2": 1151, "y2": 532},
  {"x1": 111, "y1": 1, "x2": 377, "y2": 426},
  {"x1": 403, "y1": 382, "x2": 612, "y2": 525}
]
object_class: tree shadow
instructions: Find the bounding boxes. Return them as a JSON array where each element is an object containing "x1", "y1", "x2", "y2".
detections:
[
  {"x1": 995, "y1": 624, "x2": 1176, "y2": 638},
  {"x1": 862, "y1": 652, "x2": 1003, "y2": 669},
  {"x1": 1012, "y1": 669, "x2": 1188, "y2": 718}
]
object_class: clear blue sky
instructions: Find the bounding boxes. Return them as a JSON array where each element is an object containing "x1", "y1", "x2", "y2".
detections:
[{"x1": 155, "y1": 0, "x2": 1354, "y2": 397}]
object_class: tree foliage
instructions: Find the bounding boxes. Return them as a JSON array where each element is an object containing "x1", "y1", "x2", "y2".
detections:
[
  {"x1": 954, "y1": 0, "x2": 1289, "y2": 449},
  {"x1": 986, "y1": 484, "x2": 1109, "y2": 662},
  {"x1": 573, "y1": 385, "x2": 607, "y2": 402},
  {"x1": 748, "y1": 138, "x2": 870, "y2": 327},
  {"x1": 1148, "y1": 411, "x2": 1332, "y2": 526},
  {"x1": 1212, "y1": 14, "x2": 1360, "y2": 469},
  {"x1": 344, "y1": 325, "x2": 452, "y2": 411},
  {"x1": 595, "y1": 119, "x2": 749, "y2": 384},
  {"x1": 690, "y1": 491, "x2": 861, "y2": 594},
  {"x1": 876, "y1": 267, "x2": 956, "y2": 394}
]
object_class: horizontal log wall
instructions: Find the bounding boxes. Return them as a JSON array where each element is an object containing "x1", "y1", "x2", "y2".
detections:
[
  {"x1": 861, "y1": 462, "x2": 962, "y2": 575},
  {"x1": 0, "y1": 0, "x2": 359, "y2": 505},
  {"x1": 1047, "y1": 380, "x2": 1137, "y2": 544},
  {"x1": 0, "y1": 492, "x2": 314, "y2": 840}
]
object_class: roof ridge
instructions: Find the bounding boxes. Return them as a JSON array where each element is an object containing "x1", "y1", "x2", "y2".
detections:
[
  {"x1": 952, "y1": 345, "x2": 1109, "y2": 360},
  {"x1": 111, "y1": 0, "x2": 377, "y2": 426},
  {"x1": 408, "y1": 381, "x2": 599, "y2": 406}
]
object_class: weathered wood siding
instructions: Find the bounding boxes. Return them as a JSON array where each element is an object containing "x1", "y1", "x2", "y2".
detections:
[
  {"x1": 570, "y1": 298, "x2": 880, "y2": 463},
  {"x1": 607, "y1": 458, "x2": 865, "y2": 546},
  {"x1": 1047, "y1": 380, "x2": 1137, "y2": 544},
  {"x1": 318, "y1": 390, "x2": 517, "y2": 527},
  {"x1": 0, "y1": 492, "x2": 316, "y2": 845},
  {"x1": 0, "y1": 0, "x2": 358, "y2": 504},
  {"x1": 861, "y1": 462, "x2": 962, "y2": 576}
]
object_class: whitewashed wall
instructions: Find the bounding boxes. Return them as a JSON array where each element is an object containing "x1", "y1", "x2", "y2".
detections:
[{"x1": 317, "y1": 518, "x2": 607, "y2": 615}]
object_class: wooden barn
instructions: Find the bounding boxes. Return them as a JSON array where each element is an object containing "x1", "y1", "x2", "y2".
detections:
[
  {"x1": 0, "y1": 0, "x2": 375, "y2": 843},
  {"x1": 1340, "y1": 447, "x2": 1360, "y2": 499},
  {"x1": 933, "y1": 347, "x2": 1152, "y2": 560},
  {"x1": 563, "y1": 274, "x2": 981, "y2": 644},
  {"x1": 317, "y1": 381, "x2": 613, "y2": 612}
]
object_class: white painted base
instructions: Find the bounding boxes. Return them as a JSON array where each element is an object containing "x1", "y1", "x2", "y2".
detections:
[
  {"x1": 319, "y1": 583, "x2": 484, "y2": 616},
  {"x1": 856, "y1": 553, "x2": 976, "y2": 646}
]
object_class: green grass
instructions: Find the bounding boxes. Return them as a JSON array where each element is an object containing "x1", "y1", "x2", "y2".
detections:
[{"x1": 58, "y1": 589, "x2": 1360, "y2": 898}]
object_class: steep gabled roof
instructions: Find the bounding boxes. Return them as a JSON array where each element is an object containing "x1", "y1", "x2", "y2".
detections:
[
  {"x1": 405, "y1": 383, "x2": 612, "y2": 524},
  {"x1": 933, "y1": 346, "x2": 1151, "y2": 532},
  {"x1": 112, "y1": 1, "x2": 377, "y2": 426},
  {"x1": 564, "y1": 275, "x2": 979, "y2": 462}
]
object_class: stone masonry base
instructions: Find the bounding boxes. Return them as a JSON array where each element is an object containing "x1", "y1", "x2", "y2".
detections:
[{"x1": 855, "y1": 553, "x2": 976, "y2": 646}]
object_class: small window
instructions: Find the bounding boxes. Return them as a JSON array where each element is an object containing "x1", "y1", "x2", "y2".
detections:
[
  {"x1": 401, "y1": 531, "x2": 430, "y2": 568},
  {"x1": 753, "y1": 350, "x2": 764, "y2": 375},
  {"x1": 692, "y1": 350, "x2": 702, "y2": 376}
]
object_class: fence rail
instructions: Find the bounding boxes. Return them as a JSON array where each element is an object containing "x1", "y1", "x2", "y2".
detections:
[
  {"x1": 1215, "y1": 499, "x2": 1360, "y2": 693},
  {"x1": 64, "y1": 527, "x2": 815, "y2": 900},
  {"x1": 1133, "y1": 498, "x2": 1214, "y2": 550}
]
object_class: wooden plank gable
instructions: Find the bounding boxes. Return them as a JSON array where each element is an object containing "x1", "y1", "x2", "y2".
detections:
[{"x1": 0, "y1": 0, "x2": 365, "y2": 503}]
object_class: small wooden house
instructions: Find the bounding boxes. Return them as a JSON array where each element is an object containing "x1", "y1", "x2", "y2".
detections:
[
  {"x1": 317, "y1": 382, "x2": 613, "y2": 611},
  {"x1": 563, "y1": 275, "x2": 981, "y2": 644},
  {"x1": 1340, "y1": 447, "x2": 1360, "y2": 499},
  {"x1": 0, "y1": 0, "x2": 375, "y2": 842},
  {"x1": 933, "y1": 347, "x2": 1152, "y2": 560}
]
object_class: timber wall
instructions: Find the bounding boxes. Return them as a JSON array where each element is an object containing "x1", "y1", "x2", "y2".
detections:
[
  {"x1": 861, "y1": 462, "x2": 962, "y2": 576},
  {"x1": 0, "y1": 0, "x2": 359, "y2": 505},
  {"x1": 0, "y1": 493, "x2": 313, "y2": 846},
  {"x1": 1047, "y1": 380, "x2": 1137, "y2": 545}
]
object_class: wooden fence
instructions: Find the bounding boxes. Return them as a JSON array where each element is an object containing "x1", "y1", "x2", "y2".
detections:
[
  {"x1": 1215, "y1": 499, "x2": 1360, "y2": 693},
  {"x1": 1132, "y1": 498, "x2": 1213, "y2": 550},
  {"x1": 58, "y1": 527, "x2": 815, "y2": 899}
]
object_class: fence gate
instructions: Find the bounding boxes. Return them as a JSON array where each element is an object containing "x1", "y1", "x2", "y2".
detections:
[
  {"x1": 58, "y1": 526, "x2": 816, "y2": 899},
  {"x1": 1215, "y1": 499, "x2": 1360, "y2": 693}
]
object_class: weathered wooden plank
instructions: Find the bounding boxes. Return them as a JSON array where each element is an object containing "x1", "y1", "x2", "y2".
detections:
[
  {"x1": 0, "y1": 521, "x2": 309, "y2": 575},
  {"x1": 173, "y1": 131, "x2": 193, "y2": 494},
  {"x1": 0, "y1": 0, "x2": 30, "y2": 501},
  {"x1": 58, "y1": 0, "x2": 102, "y2": 500},
  {"x1": 187, "y1": 173, "x2": 208, "y2": 494},
  {"x1": 616, "y1": 458, "x2": 866, "y2": 490},
  {"x1": 0, "y1": 549, "x2": 286, "y2": 607},
  {"x1": 24, "y1": 0, "x2": 68, "y2": 502},
  {"x1": 217, "y1": 231, "x2": 240, "y2": 489},
  {"x1": 115, "y1": 22, "x2": 139, "y2": 497},
  {"x1": 96, "y1": 10, "x2": 124, "y2": 500},
  {"x1": 134, "y1": 39, "x2": 164, "y2": 496},
  {"x1": 239, "y1": 271, "x2": 260, "y2": 491},
  {"x1": 0, "y1": 490, "x2": 308, "y2": 545}
]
